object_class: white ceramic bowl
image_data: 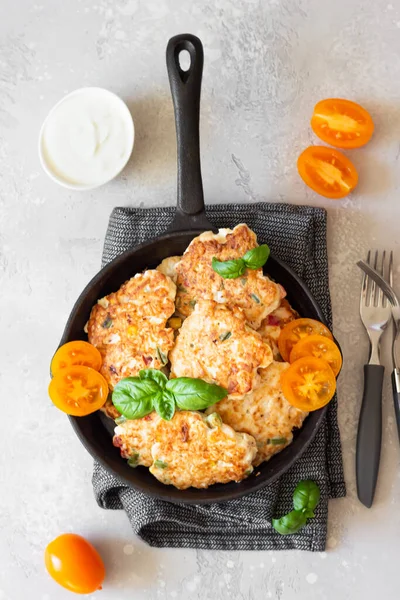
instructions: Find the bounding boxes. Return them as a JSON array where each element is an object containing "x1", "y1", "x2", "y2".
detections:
[{"x1": 39, "y1": 87, "x2": 134, "y2": 190}]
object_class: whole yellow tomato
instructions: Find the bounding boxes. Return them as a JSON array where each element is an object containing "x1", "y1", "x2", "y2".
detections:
[{"x1": 45, "y1": 533, "x2": 105, "y2": 594}]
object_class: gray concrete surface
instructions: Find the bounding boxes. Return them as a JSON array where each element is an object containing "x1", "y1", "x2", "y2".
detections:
[{"x1": 1, "y1": 0, "x2": 400, "y2": 598}]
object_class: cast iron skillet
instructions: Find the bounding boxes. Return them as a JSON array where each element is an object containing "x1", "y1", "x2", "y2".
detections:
[{"x1": 60, "y1": 34, "x2": 328, "y2": 504}]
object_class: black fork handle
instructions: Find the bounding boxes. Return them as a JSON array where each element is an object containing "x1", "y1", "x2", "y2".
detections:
[
  {"x1": 356, "y1": 364, "x2": 384, "y2": 508},
  {"x1": 392, "y1": 369, "x2": 400, "y2": 442}
]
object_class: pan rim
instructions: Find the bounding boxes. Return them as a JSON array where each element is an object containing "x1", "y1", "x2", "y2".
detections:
[{"x1": 62, "y1": 231, "x2": 331, "y2": 504}]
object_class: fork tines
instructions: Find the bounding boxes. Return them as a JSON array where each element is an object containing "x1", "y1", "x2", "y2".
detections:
[{"x1": 361, "y1": 250, "x2": 393, "y2": 308}]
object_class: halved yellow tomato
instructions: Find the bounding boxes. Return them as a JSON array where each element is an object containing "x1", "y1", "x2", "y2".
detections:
[
  {"x1": 290, "y1": 334, "x2": 342, "y2": 377},
  {"x1": 49, "y1": 366, "x2": 108, "y2": 416},
  {"x1": 51, "y1": 341, "x2": 102, "y2": 375},
  {"x1": 297, "y1": 146, "x2": 358, "y2": 199},
  {"x1": 278, "y1": 318, "x2": 333, "y2": 363},
  {"x1": 281, "y1": 356, "x2": 336, "y2": 411},
  {"x1": 311, "y1": 98, "x2": 374, "y2": 149}
]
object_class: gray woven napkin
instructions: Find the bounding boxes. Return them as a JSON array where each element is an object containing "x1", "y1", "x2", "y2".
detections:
[{"x1": 93, "y1": 202, "x2": 346, "y2": 551}]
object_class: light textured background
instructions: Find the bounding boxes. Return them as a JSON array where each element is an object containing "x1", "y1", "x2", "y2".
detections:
[{"x1": 1, "y1": 0, "x2": 400, "y2": 598}]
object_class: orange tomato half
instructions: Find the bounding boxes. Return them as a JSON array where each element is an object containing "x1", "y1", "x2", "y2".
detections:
[
  {"x1": 45, "y1": 533, "x2": 105, "y2": 594},
  {"x1": 48, "y1": 366, "x2": 108, "y2": 416},
  {"x1": 281, "y1": 356, "x2": 336, "y2": 411},
  {"x1": 290, "y1": 334, "x2": 342, "y2": 377},
  {"x1": 297, "y1": 146, "x2": 358, "y2": 199},
  {"x1": 311, "y1": 98, "x2": 374, "y2": 149},
  {"x1": 51, "y1": 341, "x2": 102, "y2": 375},
  {"x1": 278, "y1": 318, "x2": 333, "y2": 363}
]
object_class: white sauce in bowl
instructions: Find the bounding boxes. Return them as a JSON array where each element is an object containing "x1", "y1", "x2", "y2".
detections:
[{"x1": 39, "y1": 88, "x2": 134, "y2": 189}]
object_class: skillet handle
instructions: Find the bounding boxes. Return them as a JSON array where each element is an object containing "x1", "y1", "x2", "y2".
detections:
[{"x1": 166, "y1": 34, "x2": 215, "y2": 232}]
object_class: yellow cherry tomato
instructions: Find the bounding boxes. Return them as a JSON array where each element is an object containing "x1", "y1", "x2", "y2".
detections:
[
  {"x1": 290, "y1": 334, "x2": 342, "y2": 377},
  {"x1": 281, "y1": 356, "x2": 337, "y2": 411},
  {"x1": 48, "y1": 366, "x2": 108, "y2": 416},
  {"x1": 51, "y1": 341, "x2": 102, "y2": 375},
  {"x1": 278, "y1": 318, "x2": 333, "y2": 362},
  {"x1": 297, "y1": 146, "x2": 358, "y2": 199},
  {"x1": 311, "y1": 98, "x2": 374, "y2": 149},
  {"x1": 45, "y1": 533, "x2": 105, "y2": 594}
]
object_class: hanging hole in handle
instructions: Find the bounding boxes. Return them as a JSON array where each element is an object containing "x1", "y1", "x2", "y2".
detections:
[
  {"x1": 173, "y1": 41, "x2": 196, "y2": 83},
  {"x1": 179, "y1": 49, "x2": 191, "y2": 72}
]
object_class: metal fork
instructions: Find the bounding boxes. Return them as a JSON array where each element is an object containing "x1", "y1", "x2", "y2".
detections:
[{"x1": 356, "y1": 250, "x2": 393, "y2": 508}]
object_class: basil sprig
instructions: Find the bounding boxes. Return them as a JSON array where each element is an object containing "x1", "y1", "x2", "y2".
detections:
[
  {"x1": 112, "y1": 369, "x2": 228, "y2": 421},
  {"x1": 292, "y1": 479, "x2": 320, "y2": 518},
  {"x1": 272, "y1": 480, "x2": 320, "y2": 535},
  {"x1": 211, "y1": 244, "x2": 270, "y2": 279}
]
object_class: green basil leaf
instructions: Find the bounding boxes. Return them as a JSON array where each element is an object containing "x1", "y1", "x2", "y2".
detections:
[
  {"x1": 139, "y1": 368, "x2": 168, "y2": 389},
  {"x1": 211, "y1": 257, "x2": 246, "y2": 279},
  {"x1": 153, "y1": 390, "x2": 176, "y2": 421},
  {"x1": 293, "y1": 480, "x2": 321, "y2": 513},
  {"x1": 243, "y1": 244, "x2": 270, "y2": 270},
  {"x1": 166, "y1": 377, "x2": 228, "y2": 410},
  {"x1": 112, "y1": 377, "x2": 158, "y2": 420},
  {"x1": 272, "y1": 510, "x2": 308, "y2": 535},
  {"x1": 154, "y1": 460, "x2": 168, "y2": 469}
]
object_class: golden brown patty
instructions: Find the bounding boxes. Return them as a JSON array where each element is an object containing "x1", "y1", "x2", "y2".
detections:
[
  {"x1": 113, "y1": 412, "x2": 161, "y2": 467},
  {"x1": 150, "y1": 411, "x2": 256, "y2": 489},
  {"x1": 113, "y1": 411, "x2": 256, "y2": 489},
  {"x1": 173, "y1": 224, "x2": 285, "y2": 328},
  {"x1": 87, "y1": 270, "x2": 176, "y2": 390},
  {"x1": 206, "y1": 362, "x2": 308, "y2": 466},
  {"x1": 169, "y1": 300, "x2": 273, "y2": 396},
  {"x1": 257, "y1": 299, "x2": 299, "y2": 360}
]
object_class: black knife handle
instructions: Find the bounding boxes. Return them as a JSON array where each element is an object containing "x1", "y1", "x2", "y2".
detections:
[
  {"x1": 392, "y1": 369, "x2": 400, "y2": 443},
  {"x1": 356, "y1": 364, "x2": 384, "y2": 508}
]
